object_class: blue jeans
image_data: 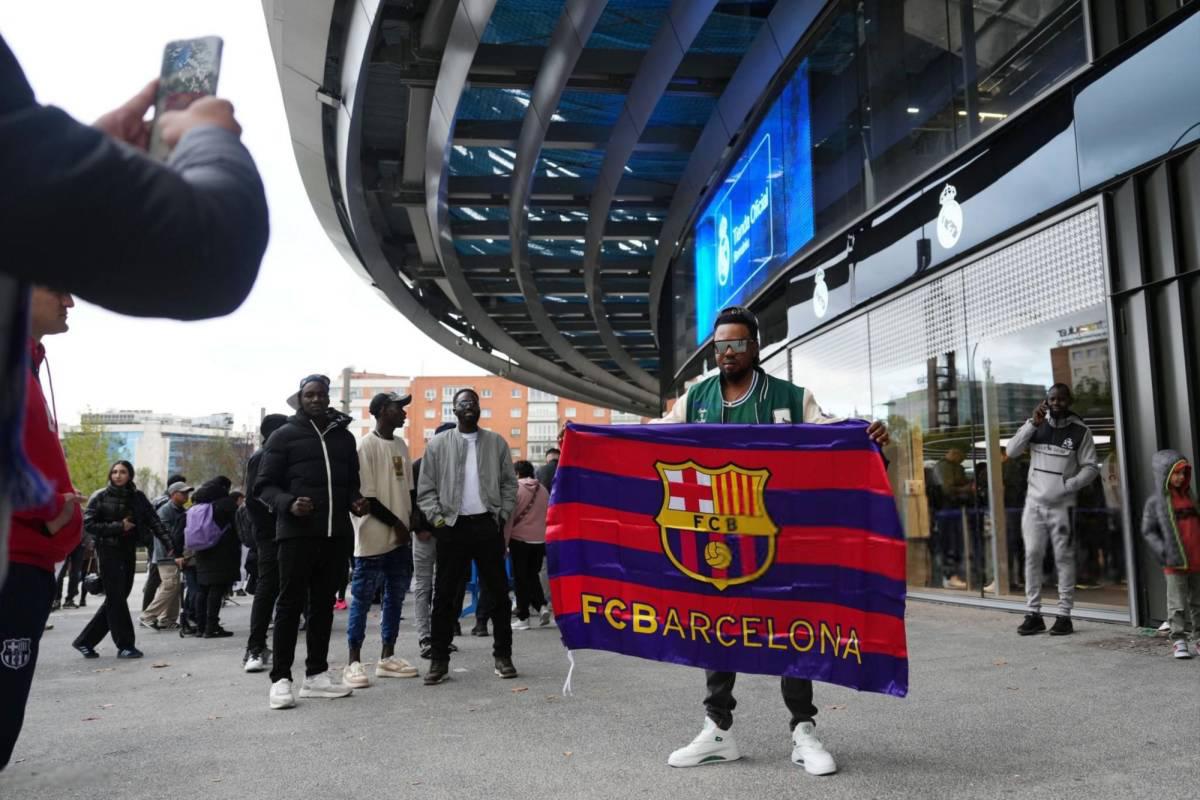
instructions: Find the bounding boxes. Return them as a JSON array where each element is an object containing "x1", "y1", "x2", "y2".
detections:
[{"x1": 347, "y1": 545, "x2": 413, "y2": 649}]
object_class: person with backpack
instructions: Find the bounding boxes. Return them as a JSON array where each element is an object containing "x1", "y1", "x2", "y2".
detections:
[
  {"x1": 255, "y1": 375, "x2": 368, "y2": 709},
  {"x1": 72, "y1": 460, "x2": 172, "y2": 659},
  {"x1": 139, "y1": 481, "x2": 192, "y2": 631},
  {"x1": 506, "y1": 460, "x2": 551, "y2": 630},
  {"x1": 188, "y1": 477, "x2": 242, "y2": 639}
]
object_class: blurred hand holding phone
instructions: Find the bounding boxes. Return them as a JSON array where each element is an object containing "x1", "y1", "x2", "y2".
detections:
[{"x1": 148, "y1": 36, "x2": 223, "y2": 159}]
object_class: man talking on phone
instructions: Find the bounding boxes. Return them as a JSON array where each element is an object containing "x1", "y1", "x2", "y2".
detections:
[{"x1": 1008, "y1": 383, "x2": 1099, "y2": 636}]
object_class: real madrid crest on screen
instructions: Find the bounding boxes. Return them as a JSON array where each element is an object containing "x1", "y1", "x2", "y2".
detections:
[
  {"x1": 812, "y1": 267, "x2": 829, "y2": 319},
  {"x1": 654, "y1": 461, "x2": 778, "y2": 591},
  {"x1": 937, "y1": 183, "x2": 963, "y2": 249}
]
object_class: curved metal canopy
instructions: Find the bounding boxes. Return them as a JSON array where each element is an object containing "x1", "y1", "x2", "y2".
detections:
[{"x1": 263, "y1": 0, "x2": 788, "y2": 414}]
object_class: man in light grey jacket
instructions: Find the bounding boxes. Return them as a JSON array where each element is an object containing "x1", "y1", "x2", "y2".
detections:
[
  {"x1": 1007, "y1": 383, "x2": 1098, "y2": 636},
  {"x1": 417, "y1": 388, "x2": 518, "y2": 685}
]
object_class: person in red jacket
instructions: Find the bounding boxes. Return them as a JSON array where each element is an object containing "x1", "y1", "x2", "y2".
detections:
[{"x1": 0, "y1": 286, "x2": 83, "y2": 770}]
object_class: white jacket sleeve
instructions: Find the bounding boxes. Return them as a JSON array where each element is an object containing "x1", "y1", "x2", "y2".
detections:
[
  {"x1": 652, "y1": 387, "x2": 690, "y2": 424},
  {"x1": 802, "y1": 389, "x2": 844, "y2": 425}
]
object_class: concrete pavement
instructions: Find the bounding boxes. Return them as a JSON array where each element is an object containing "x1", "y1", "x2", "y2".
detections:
[{"x1": 3, "y1": 588, "x2": 1196, "y2": 799}]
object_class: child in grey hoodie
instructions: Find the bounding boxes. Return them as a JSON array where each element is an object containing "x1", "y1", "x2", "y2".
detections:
[{"x1": 1141, "y1": 450, "x2": 1200, "y2": 659}]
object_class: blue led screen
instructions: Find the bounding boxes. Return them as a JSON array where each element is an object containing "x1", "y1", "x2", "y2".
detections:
[{"x1": 693, "y1": 61, "x2": 814, "y2": 343}]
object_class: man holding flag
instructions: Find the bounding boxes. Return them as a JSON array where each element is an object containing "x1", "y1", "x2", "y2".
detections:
[{"x1": 656, "y1": 305, "x2": 889, "y2": 776}]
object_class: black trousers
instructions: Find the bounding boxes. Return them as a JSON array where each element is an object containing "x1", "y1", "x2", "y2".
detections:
[
  {"x1": 141, "y1": 559, "x2": 160, "y2": 611},
  {"x1": 180, "y1": 566, "x2": 198, "y2": 626},
  {"x1": 194, "y1": 582, "x2": 230, "y2": 633},
  {"x1": 55, "y1": 543, "x2": 87, "y2": 604},
  {"x1": 74, "y1": 543, "x2": 136, "y2": 651},
  {"x1": 704, "y1": 671, "x2": 817, "y2": 731},
  {"x1": 0, "y1": 563, "x2": 54, "y2": 770},
  {"x1": 431, "y1": 514, "x2": 511, "y2": 660},
  {"x1": 509, "y1": 540, "x2": 546, "y2": 619},
  {"x1": 270, "y1": 537, "x2": 347, "y2": 683},
  {"x1": 246, "y1": 535, "x2": 278, "y2": 655}
]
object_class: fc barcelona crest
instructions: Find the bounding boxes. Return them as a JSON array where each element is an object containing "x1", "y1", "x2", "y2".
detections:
[
  {"x1": 654, "y1": 461, "x2": 778, "y2": 591},
  {"x1": 1, "y1": 637, "x2": 31, "y2": 671}
]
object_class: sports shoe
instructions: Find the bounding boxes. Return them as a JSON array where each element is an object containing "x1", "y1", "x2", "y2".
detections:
[
  {"x1": 1172, "y1": 640, "x2": 1193, "y2": 659},
  {"x1": 1157, "y1": 620, "x2": 1171, "y2": 634},
  {"x1": 63, "y1": 599, "x2": 78, "y2": 609},
  {"x1": 159, "y1": 621, "x2": 179, "y2": 631},
  {"x1": 425, "y1": 659, "x2": 449, "y2": 685},
  {"x1": 179, "y1": 623, "x2": 199, "y2": 638},
  {"x1": 791, "y1": 722, "x2": 837, "y2": 775},
  {"x1": 334, "y1": 599, "x2": 348, "y2": 611},
  {"x1": 298, "y1": 672, "x2": 353, "y2": 699},
  {"x1": 270, "y1": 678, "x2": 296, "y2": 710},
  {"x1": 539, "y1": 609, "x2": 552, "y2": 626},
  {"x1": 512, "y1": 618, "x2": 531, "y2": 631},
  {"x1": 73, "y1": 643, "x2": 99, "y2": 659},
  {"x1": 244, "y1": 651, "x2": 267, "y2": 673},
  {"x1": 376, "y1": 656, "x2": 419, "y2": 678},
  {"x1": 138, "y1": 617, "x2": 160, "y2": 630},
  {"x1": 1049, "y1": 616, "x2": 1073, "y2": 636},
  {"x1": 117, "y1": 647, "x2": 144, "y2": 659},
  {"x1": 343, "y1": 661, "x2": 371, "y2": 688},
  {"x1": 1017, "y1": 613, "x2": 1046, "y2": 636},
  {"x1": 942, "y1": 575, "x2": 967, "y2": 590},
  {"x1": 419, "y1": 638, "x2": 433, "y2": 660},
  {"x1": 494, "y1": 657, "x2": 518, "y2": 679},
  {"x1": 471, "y1": 623, "x2": 489, "y2": 637},
  {"x1": 667, "y1": 718, "x2": 740, "y2": 767},
  {"x1": 203, "y1": 627, "x2": 235, "y2": 639}
]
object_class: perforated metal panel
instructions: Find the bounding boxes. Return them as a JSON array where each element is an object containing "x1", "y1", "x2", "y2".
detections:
[
  {"x1": 868, "y1": 271, "x2": 966, "y2": 373},
  {"x1": 962, "y1": 207, "x2": 1106, "y2": 343}
]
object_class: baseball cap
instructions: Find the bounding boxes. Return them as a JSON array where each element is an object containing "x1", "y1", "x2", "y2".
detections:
[
  {"x1": 369, "y1": 392, "x2": 413, "y2": 416},
  {"x1": 167, "y1": 481, "x2": 194, "y2": 495}
]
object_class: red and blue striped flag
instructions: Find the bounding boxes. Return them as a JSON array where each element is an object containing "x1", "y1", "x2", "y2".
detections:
[{"x1": 547, "y1": 422, "x2": 908, "y2": 697}]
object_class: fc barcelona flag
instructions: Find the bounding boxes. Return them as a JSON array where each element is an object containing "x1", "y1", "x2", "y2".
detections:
[{"x1": 547, "y1": 422, "x2": 908, "y2": 698}]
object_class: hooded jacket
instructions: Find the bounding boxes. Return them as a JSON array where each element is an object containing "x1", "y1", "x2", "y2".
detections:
[
  {"x1": 254, "y1": 410, "x2": 362, "y2": 541},
  {"x1": 1006, "y1": 412, "x2": 1098, "y2": 508},
  {"x1": 8, "y1": 340, "x2": 82, "y2": 572},
  {"x1": 504, "y1": 477, "x2": 549, "y2": 544},
  {"x1": 1140, "y1": 449, "x2": 1199, "y2": 571},
  {"x1": 191, "y1": 477, "x2": 243, "y2": 585},
  {"x1": 84, "y1": 480, "x2": 170, "y2": 553}
]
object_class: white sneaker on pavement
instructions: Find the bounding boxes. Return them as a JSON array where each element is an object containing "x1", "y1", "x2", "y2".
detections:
[
  {"x1": 298, "y1": 672, "x2": 354, "y2": 699},
  {"x1": 376, "y1": 656, "x2": 419, "y2": 678},
  {"x1": 343, "y1": 661, "x2": 371, "y2": 688},
  {"x1": 791, "y1": 722, "x2": 837, "y2": 775},
  {"x1": 539, "y1": 609, "x2": 552, "y2": 626},
  {"x1": 512, "y1": 618, "x2": 531, "y2": 631},
  {"x1": 244, "y1": 653, "x2": 266, "y2": 673},
  {"x1": 667, "y1": 718, "x2": 740, "y2": 767},
  {"x1": 269, "y1": 678, "x2": 296, "y2": 710},
  {"x1": 1172, "y1": 640, "x2": 1193, "y2": 659}
]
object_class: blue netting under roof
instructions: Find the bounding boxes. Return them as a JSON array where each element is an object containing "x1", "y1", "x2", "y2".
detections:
[
  {"x1": 451, "y1": 206, "x2": 510, "y2": 222},
  {"x1": 482, "y1": 0, "x2": 566, "y2": 47},
  {"x1": 455, "y1": 238, "x2": 511, "y2": 257},
  {"x1": 528, "y1": 208, "x2": 590, "y2": 223},
  {"x1": 454, "y1": 88, "x2": 714, "y2": 132},
  {"x1": 449, "y1": 145, "x2": 518, "y2": 176},
  {"x1": 457, "y1": 88, "x2": 532, "y2": 121},
  {"x1": 608, "y1": 206, "x2": 666, "y2": 223},
  {"x1": 585, "y1": 0, "x2": 672, "y2": 50},
  {"x1": 647, "y1": 95, "x2": 717, "y2": 127},
  {"x1": 687, "y1": 6, "x2": 770, "y2": 55},
  {"x1": 524, "y1": 239, "x2": 656, "y2": 260}
]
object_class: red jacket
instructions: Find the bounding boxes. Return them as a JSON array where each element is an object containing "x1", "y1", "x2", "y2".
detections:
[{"x1": 9, "y1": 340, "x2": 82, "y2": 572}]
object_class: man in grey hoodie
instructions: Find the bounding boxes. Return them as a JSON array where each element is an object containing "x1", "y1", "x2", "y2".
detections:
[{"x1": 1007, "y1": 384, "x2": 1098, "y2": 636}]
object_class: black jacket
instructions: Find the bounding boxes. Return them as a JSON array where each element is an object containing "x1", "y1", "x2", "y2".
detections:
[
  {"x1": 191, "y1": 478, "x2": 242, "y2": 586},
  {"x1": 242, "y1": 448, "x2": 275, "y2": 545},
  {"x1": 83, "y1": 484, "x2": 171, "y2": 554},
  {"x1": 254, "y1": 411, "x2": 362, "y2": 541},
  {"x1": 0, "y1": 35, "x2": 268, "y2": 320}
]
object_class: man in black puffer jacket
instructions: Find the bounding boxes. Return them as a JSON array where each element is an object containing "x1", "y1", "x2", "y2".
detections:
[{"x1": 255, "y1": 376, "x2": 367, "y2": 710}]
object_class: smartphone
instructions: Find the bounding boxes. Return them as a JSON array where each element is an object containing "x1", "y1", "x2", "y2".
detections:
[{"x1": 148, "y1": 36, "x2": 224, "y2": 160}]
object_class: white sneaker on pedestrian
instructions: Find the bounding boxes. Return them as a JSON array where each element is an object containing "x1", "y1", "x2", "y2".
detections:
[
  {"x1": 343, "y1": 661, "x2": 371, "y2": 688},
  {"x1": 1172, "y1": 640, "x2": 1193, "y2": 659},
  {"x1": 376, "y1": 656, "x2": 419, "y2": 678},
  {"x1": 512, "y1": 618, "x2": 531, "y2": 631},
  {"x1": 244, "y1": 653, "x2": 266, "y2": 673},
  {"x1": 791, "y1": 722, "x2": 837, "y2": 775},
  {"x1": 539, "y1": 608, "x2": 552, "y2": 626},
  {"x1": 667, "y1": 718, "x2": 740, "y2": 767},
  {"x1": 269, "y1": 678, "x2": 296, "y2": 710},
  {"x1": 298, "y1": 672, "x2": 354, "y2": 699}
]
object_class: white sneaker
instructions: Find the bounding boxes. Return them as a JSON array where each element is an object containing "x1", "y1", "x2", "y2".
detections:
[
  {"x1": 1172, "y1": 640, "x2": 1193, "y2": 659},
  {"x1": 791, "y1": 722, "x2": 837, "y2": 775},
  {"x1": 343, "y1": 661, "x2": 371, "y2": 688},
  {"x1": 1157, "y1": 620, "x2": 1171, "y2": 634},
  {"x1": 269, "y1": 678, "x2": 296, "y2": 710},
  {"x1": 667, "y1": 718, "x2": 740, "y2": 767},
  {"x1": 512, "y1": 618, "x2": 531, "y2": 631},
  {"x1": 244, "y1": 653, "x2": 266, "y2": 673},
  {"x1": 298, "y1": 672, "x2": 354, "y2": 699},
  {"x1": 376, "y1": 656, "x2": 419, "y2": 678},
  {"x1": 539, "y1": 609, "x2": 552, "y2": 626}
]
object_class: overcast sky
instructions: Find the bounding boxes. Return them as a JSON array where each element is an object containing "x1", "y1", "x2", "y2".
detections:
[{"x1": 3, "y1": 2, "x2": 483, "y2": 431}]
